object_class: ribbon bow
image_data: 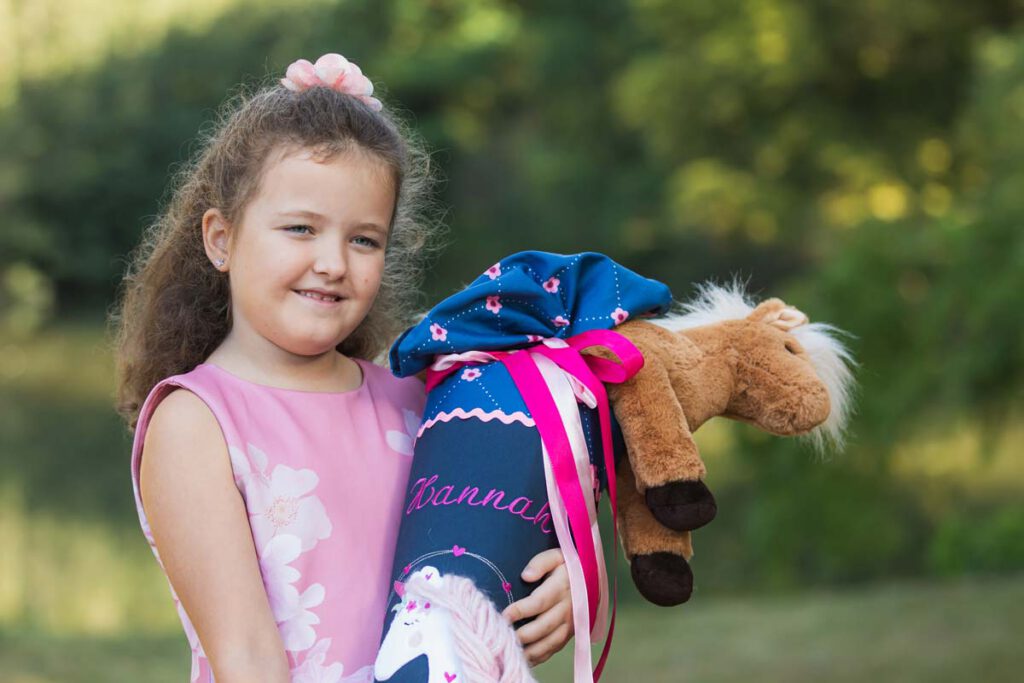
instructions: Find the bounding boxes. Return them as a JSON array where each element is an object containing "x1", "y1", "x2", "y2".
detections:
[{"x1": 426, "y1": 328, "x2": 643, "y2": 681}]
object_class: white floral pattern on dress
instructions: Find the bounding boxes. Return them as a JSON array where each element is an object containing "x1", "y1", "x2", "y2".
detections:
[
  {"x1": 294, "y1": 639, "x2": 346, "y2": 682},
  {"x1": 385, "y1": 409, "x2": 421, "y2": 456},
  {"x1": 279, "y1": 582, "x2": 327, "y2": 651},
  {"x1": 230, "y1": 444, "x2": 333, "y2": 553},
  {"x1": 259, "y1": 534, "x2": 303, "y2": 615},
  {"x1": 258, "y1": 533, "x2": 327, "y2": 653},
  {"x1": 227, "y1": 444, "x2": 338, "y2": 656}
]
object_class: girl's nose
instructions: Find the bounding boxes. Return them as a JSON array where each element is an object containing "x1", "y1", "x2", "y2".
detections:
[{"x1": 312, "y1": 242, "x2": 348, "y2": 279}]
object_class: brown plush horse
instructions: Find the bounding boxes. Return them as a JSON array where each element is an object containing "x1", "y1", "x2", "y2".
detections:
[{"x1": 598, "y1": 283, "x2": 856, "y2": 606}]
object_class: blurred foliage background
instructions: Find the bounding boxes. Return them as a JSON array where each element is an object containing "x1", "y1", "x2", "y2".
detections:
[{"x1": 2, "y1": 0, "x2": 1023, "y2": 680}]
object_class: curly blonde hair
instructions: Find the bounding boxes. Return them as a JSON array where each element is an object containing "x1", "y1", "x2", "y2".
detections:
[{"x1": 110, "y1": 78, "x2": 446, "y2": 430}]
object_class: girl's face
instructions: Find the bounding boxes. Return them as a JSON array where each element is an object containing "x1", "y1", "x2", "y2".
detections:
[{"x1": 207, "y1": 146, "x2": 396, "y2": 357}]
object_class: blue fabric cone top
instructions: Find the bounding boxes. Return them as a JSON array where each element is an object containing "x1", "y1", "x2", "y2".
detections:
[
  {"x1": 388, "y1": 251, "x2": 674, "y2": 430},
  {"x1": 389, "y1": 250, "x2": 674, "y2": 377}
]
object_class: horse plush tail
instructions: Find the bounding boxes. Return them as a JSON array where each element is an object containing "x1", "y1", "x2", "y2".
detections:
[{"x1": 405, "y1": 573, "x2": 538, "y2": 683}]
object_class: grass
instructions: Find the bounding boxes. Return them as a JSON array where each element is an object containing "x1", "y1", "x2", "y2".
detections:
[
  {"x1": 2, "y1": 573, "x2": 1022, "y2": 682},
  {"x1": 0, "y1": 632, "x2": 187, "y2": 683},
  {"x1": 537, "y1": 572, "x2": 1024, "y2": 682}
]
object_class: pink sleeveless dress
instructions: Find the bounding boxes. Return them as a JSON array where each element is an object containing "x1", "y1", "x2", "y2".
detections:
[{"x1": 129, "y1": 357, "x2": 426, "y2": 682}]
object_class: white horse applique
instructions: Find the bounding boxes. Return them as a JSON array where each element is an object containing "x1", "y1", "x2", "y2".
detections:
[{"x1": 374, "y1": 567, "x2": 466, "y2": 683}]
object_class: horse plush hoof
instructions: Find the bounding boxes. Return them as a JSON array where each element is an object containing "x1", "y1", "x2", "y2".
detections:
[
  {"x1": 630, "y1": 552, "x2": 693, "y2": 606},
  {"x1": 645, "y1": 480, "x2": 718, "y2": 531}
]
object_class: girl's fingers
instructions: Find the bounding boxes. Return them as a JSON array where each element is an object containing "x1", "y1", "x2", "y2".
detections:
[
  {"x1": 524, "y1": 622, "x2": 572, "y2": 666},
  {"x1": 502, "y1": 583, "x2": 555, "y2": 624},
  {"x1": 521, "y1": 547, "x2": 565, "y2": 581},
  {"x1": 502, "y1": 564, "x2": 568, "y2": 623},
  {"x1": 514, "y1": 598, "x2": 570, "y2": 645}
]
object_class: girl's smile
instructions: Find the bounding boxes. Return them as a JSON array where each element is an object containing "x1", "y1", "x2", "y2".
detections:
[{"x1": 294, "y1": 288, "x2": 346, "y2": 305}]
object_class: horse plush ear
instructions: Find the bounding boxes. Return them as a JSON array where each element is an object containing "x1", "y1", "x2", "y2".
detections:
[
  {"x1": 609, "y1": 324, "x2": 716, "y2": 532},
  {"x1": 747, "y1": 298, "x2": 808, "y2": 330}
]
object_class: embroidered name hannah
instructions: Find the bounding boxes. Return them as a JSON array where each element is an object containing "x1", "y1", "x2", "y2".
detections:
[{"x1": 406, "y1": 474, "x2": 554, "y2": 534}]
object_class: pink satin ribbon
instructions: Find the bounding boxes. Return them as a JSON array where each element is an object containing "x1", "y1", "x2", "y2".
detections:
[
  {"x1": 425, "y1": 330, "x2": 644, "y2": 681},
  {"x1": 531, "y1": 352, "x2": 607, "y2": 680}
]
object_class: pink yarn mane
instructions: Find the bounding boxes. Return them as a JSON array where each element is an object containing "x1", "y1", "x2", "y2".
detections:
[{"x1": 405, "y1": 573, "x2": 537, "y2": 683}]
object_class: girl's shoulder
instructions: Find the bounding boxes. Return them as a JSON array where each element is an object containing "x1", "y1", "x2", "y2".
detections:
[
  {"x1": 131, "y1": 369, "x2": 236, "y2": 543},
  {"x1": 145, "y1": 382, "x2": 214, "y2": 430},
  {"x1": 131, "y1": 365, "x2": 238, "y2": 477},
  {"x1": 134, "y1": 365, "x2": 233, "y2": 433},
  {"x1": 139, "y1": 385, "x2": 226, "y2": 492}
]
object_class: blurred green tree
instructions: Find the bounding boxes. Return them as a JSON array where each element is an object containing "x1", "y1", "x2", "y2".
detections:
[{"x1": 1, "y1": 0, "x2": 1022, "y2": 594}]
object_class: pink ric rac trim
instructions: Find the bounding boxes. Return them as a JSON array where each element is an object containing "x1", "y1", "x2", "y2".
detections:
[{"x1": 416, "y1": 408, "x2": 535, "y2": 437}]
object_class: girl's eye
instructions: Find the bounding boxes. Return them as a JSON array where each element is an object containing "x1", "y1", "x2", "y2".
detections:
[
  {"x1": 285, "y1": 225, "x2": 313, "y2": 234},
  {"x1": 353, "y1": 235, "x2": 382, "y2": 249}
]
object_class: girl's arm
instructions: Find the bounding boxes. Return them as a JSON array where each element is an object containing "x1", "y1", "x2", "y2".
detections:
[
  {"x1": 140, "y1": 388, "x2": 290, "y2": 683},
  {"x1": 502, "y1": 548, "x2": 573, "y2": 665}
]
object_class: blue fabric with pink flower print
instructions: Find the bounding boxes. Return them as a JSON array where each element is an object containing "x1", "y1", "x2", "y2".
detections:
[
  {"x1": 389, "y1": 250, "x2": 674, "y2": 379},
  {"x1": 389, "y1": 251, "x2": 672, "y2": 435}
]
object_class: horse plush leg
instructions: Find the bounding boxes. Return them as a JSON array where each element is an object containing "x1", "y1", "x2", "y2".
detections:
[
  {"x1": 609, "y1": 348, "x2": 717, "y2": 531},
  {"x1": 617, "y1": 464, "x2": 695, "y2": 606}
]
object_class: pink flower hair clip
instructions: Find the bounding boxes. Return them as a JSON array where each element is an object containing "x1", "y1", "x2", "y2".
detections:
[{"x1": 280, "y1": 53, "x2": 383, "y2": 112}]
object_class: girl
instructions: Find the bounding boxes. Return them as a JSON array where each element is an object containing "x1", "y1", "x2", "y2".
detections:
[{"x1": 112, "y1": 53, "x2": 573, "y2": 682}]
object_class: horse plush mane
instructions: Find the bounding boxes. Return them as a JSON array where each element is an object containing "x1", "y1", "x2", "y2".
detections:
[{"x1": 601, "y1": 280, "x2": 858, "y2": 606}]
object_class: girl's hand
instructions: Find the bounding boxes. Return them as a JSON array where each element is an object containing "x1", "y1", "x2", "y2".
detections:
[{"x1": 501, "y1": 548, "x2": 573, "y2": 666}]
